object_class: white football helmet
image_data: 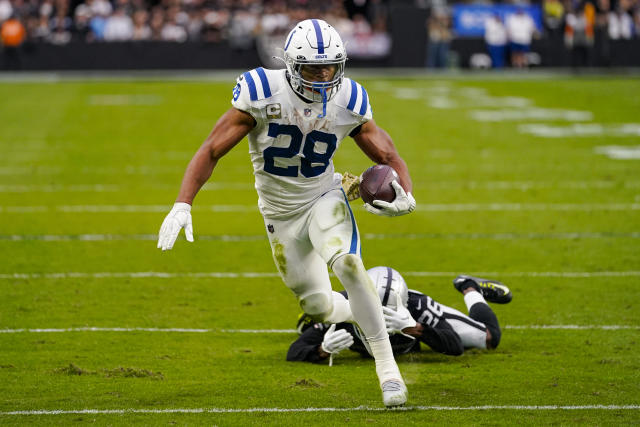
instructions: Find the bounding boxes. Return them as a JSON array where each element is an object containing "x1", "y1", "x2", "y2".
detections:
[
  {"x1": 367, "y1": 266, "x2": 409, "y2": 310},
  {"x1": 282, "y1": 18, "x2": 347, "y2": 104}
]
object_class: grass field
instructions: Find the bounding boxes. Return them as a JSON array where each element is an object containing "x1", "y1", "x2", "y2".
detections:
[{"x1": 0, "y1": 73, "x2": 639, "y2": 425}]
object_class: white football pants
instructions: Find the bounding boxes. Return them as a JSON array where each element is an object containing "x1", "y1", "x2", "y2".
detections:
[{"x1": 263, "y1": 187, "x2": 360, "y2": 322}]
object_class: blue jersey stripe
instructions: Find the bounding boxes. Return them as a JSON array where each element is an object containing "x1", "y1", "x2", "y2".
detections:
[
  {"x1": 255, "y1": 67, "x2": 271, "y2": 99},
  {"x1": 243, "y1": 71, "x2": 258, "y2": 101},
  {"x1": 358, "y1": 85, "x2": 369, "y2": 116},
  {"x1": 341, "y1": 189, "x2": 359, "y2": 255},
  {"x1": 311, "y1": 19, "x2": 324, "y2": 54},
  {"x1": 347, "y1": 80, "x2": 358, "y2": 111}
]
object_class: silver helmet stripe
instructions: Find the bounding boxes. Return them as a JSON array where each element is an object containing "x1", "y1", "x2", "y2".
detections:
[{"x1": 382, "y1": 267, "x2": 393, "y2": 307}]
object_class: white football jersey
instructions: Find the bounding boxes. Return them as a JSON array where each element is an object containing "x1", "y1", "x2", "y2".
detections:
[{"x1": 231, "y1": 67, "x2": 372, "y2": 219}]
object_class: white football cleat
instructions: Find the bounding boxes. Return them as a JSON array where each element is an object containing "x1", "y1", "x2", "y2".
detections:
[{"x1": 382, "y1": 379, "x2": 408, "y2": 408}]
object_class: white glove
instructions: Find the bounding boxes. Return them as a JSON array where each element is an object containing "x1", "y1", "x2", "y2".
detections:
[
  {"x1": 157, "y1": 202, "x2": 194, "y2": 251},
  {"x1": 364, "y1": 180, "x2": 416, "y2": 217},
  {"x1": 382, "y1": 294, "x2": 417, "y2": 336},
  {"x1": 320, "y1": 324, "x2": 354, "y2": 354}
]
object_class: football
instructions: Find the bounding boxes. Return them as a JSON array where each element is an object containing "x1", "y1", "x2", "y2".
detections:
[{"x1": 359, "y1": 164, "x2": 398, "y2": 205}]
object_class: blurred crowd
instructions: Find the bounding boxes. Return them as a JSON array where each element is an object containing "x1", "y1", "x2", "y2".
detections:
[
  {"x1": 0, "y1": 0, "x2": 390, "y2": 57},
  {"x1": 423, "y1": 0, "x2": 639, "y2": 69}
]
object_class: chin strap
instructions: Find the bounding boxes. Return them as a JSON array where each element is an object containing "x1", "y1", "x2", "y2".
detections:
[{"x1": 318, "y1": 87, "x2": 327, "y2": 119}]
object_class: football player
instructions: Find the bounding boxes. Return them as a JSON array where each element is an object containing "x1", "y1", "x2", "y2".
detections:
[
  {"x1": 287, "y1": 269, "x2": 512, "y2": 363},
  {"x1": 157, "y1": 19, "x2": 415, "y2": 407}
]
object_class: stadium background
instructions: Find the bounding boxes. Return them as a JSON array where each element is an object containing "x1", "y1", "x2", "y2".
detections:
[{"x1": 1, "y1": 0, "x2": 640, "y2": 69}]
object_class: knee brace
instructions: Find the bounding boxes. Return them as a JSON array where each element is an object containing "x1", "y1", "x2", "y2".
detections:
[{"x1": 299, "y1": 292, "x2": 333, "y2": 322}]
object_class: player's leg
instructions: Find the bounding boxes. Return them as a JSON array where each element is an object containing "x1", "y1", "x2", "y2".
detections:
[
  {"x1": 309, "y1": 189, "x2": 406, "y2": 406},
  {"x1": 437, "y1": 302, "x2": 490, "y2": 350},
  {"x1": 453, "y1": 276, "x2": 507, "y2": 349},
  {"x1": 264, "y1": 214, "x2": 352, "y2": 324}
]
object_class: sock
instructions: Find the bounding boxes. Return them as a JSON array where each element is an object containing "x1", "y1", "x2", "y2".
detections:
[
  {"x1": 464, "y1": 290, "x2": 486, "y2": 311},
  {"x1": 324, "y1": 291, "x2": 354, "y2": 324},
  {"x1": 332, "y1": 254, "x2": 402, "y2": 385}
]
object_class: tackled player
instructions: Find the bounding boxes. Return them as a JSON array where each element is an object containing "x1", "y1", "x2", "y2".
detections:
[{"x1": 157, "y1": 19, "x2": 416, "y2": 407}]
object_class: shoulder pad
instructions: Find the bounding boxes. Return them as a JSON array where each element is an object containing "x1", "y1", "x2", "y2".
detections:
[
  {"x1": 237, "y1": 67, "x2": 277, "y2": 102},
  {"x1": 342, "y1": 78, "x2": 372, "y2": 117}
]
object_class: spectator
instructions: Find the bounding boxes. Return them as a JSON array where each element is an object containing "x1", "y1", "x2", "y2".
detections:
[
  {"x1": 49, "y1": 19, "x2": 71, "y2": 44},
  {"x1": 104, "y1": 7, "x2": 133, "y2": 41},
  {"x1": 73, "y1": 4, "x2": 92, "y2": 41},
  {"x1": 131, "y1": 9, "x2": 151, "y2": 40},
  {"x1": 543, "y1": 0, "x2": 565, "y2": 37},
  {"x1": 506, "y1": 8, "x2": 537, "y2": 68},
  {"x1": 426, "y1": 8, "x2": 451, "y2": 68},
  {"x1": 484, "y1": 13, "x2": 507, "y2": 68},
  {"x1": 608, "y1": 7, "x2": 633, "y2": 39},
  {"x1": 89, "y1": 0, "x2": 112, "y2": 18},
  {"x1": 565, "y1": 3, "x2": 595, "y2": 67},
  {"x1": 201, "y1": 8, "x2": 229, "y2": 43},
  {"x1": 89, "y1": 11, "x2": 108, "y2": 41},
  {"x1": 0, "y1": 0, "x2": 13, "y2": 22},
  {"x1": 149, "y1": 6, "x2": 163, "y2": 40},
  {"x1": 186, "y1": 9, "x2": 204, "y2": 41},
  {"x1": 228, "y1": 9, "x2": 258, "y2": 50},
  {"x1": 32, "y1": 14, "x2": 51, "y2": 41},
  {"x1": 1, "y1": 15, "x2": 26, "y2": 69},
  {"x1": 160, "y1": 7, "x2": 187, "y2": 42}
]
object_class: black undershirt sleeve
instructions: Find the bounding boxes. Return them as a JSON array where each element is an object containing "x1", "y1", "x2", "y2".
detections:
[
  {"x1": 286, "y1": 325, "x2": 326, "y2": 363},
  {"x1": 349, "y1": 124, "x2": 363, "y2": 138}
]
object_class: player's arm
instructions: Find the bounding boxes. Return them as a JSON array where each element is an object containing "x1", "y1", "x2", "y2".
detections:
[
  {"x1": 352, "y1": 120, "x2": 412, "y2": 193},
  {"x1": 157, "y1": 108, "x2": 255, "y2": 251},
  {"x1": 352, "y1": 120, "x2": 416, "y2": 216},
  {"x1": 287, "y1": 325, "x2": 329, "y2": 363},
  {"x1": 176, "y1": 108, "x2": 255, "y2": 204},
  {"x1": 406, "y1": 295, "x2": 464, "y2": 356}
]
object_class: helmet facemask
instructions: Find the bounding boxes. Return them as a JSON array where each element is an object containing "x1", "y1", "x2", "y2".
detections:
[{"x1": 285, "y1": 55, "x2": 346, "y2": 104}]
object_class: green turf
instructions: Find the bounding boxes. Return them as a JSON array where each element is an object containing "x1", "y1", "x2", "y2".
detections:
[{"x1": 0, "y1": 74, "x2": 639, "y2": 425}]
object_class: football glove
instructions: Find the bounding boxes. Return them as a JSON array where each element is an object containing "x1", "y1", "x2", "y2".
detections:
[
  {"x1": 364, "y1": 180, "x2": 416, "y2": 217},
  {"x1": 320, "y1": 324, "x2": 354, "y2": 354},
  {"x1": 341, "y1": 171, "x2": 361, "y2": 201},
  {"x1": 382, "y1": 294, "x2": 417, "y2": 337},
  {"x1": 157, "y1": 202, "x2": 194, "y2": 251}
]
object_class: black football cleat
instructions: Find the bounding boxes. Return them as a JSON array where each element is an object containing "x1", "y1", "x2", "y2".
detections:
[
  {"x1": 453, "y1": 275, "x2": 512, "y2": 304},
  {"x1": 295, "y1": 312, "x2": 314, "y2": 335}
]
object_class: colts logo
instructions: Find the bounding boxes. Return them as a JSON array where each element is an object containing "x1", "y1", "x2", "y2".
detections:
[
  {"x1": 304, "y1": 108, "x2": 312, "y2": 117},
  {"x1": 232, "y1": 83, "x2": 241, "y2": 101}
]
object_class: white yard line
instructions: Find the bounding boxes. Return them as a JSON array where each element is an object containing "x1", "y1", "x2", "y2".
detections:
[
  {"x1": 1, "y1": 405, "x2": 638, "y2": 415},
  {"x1": 0, "y1": 325, "x2": 637, "y2": 334},
  {"x1": 1, "y1": 181, "x2": 639, "y2": 192},
  {"x1": 1, "y1": 271, "x2": 639, "y2": 280},
  {"x1": 1, "y1": 232, "x2": 639, "y2": 241},
  {"x1": 1, "y1": 203, "x2": 640, "y2": 213}
]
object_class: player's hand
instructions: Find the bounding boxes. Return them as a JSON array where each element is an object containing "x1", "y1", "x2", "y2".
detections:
[
  {"x1": 364, "y1": 180, "x2": 416, "y2": 217},
  {"x1": 383, "y1": 294, "x2": 417, "y2": 336},
  {"x1": 320, "y1": 324, "x2": 354, "y2": 354},
  {"x1": 157, "y1": 202, "x2": 194, "y2": 251}
]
